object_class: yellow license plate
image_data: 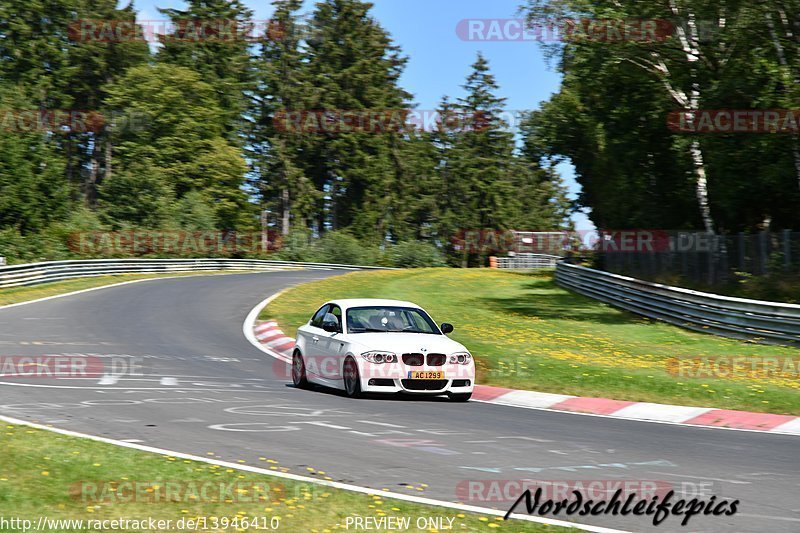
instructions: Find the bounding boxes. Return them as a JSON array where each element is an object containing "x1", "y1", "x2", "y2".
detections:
[{"x1": 407, "y1": 371, "x2": 444, "y2": 379}]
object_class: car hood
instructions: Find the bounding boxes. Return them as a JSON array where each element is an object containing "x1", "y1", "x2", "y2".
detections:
[{"x1": 346, "y1": 332, "x2": 468, "y2": 355}]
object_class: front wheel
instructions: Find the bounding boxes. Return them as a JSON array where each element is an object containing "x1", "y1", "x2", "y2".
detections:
[
  {"x1": 292, "y1": 351, "x2": 309, "y2": 389},
  {"x1": 343, "y1": 357, "x2": 362, "y2": 398},
  {"x1": 449, "y1": 392, "x2": 472, "y2": 402}
]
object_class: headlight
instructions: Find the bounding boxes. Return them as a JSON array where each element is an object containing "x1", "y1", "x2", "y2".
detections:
[
  {"x1": 449, "y1": 352, "x2": 472, "y2": 365},
  {"x1": 361, "y1": 351, "x2": 397, "y2": 364}
]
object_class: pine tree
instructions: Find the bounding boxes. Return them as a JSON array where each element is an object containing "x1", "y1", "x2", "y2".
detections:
[
  {"x1": 303, "y1": 0, "x2": 411, "y2": 239},
  {"x1": 0, "y1": 90, "x2": 70, "y2": 234},
  {"x1": 387, "y1": 130, "x2": 440, "y2": 242},
  {"x1": 250, "y1": 0, "x2": 318, "y2": 236},
  {"x1": 67, "y1": 0, "x2": 150, "y2": 206},
  {"x1": 0, "y1": 0, "x2": 77, "y2": 106},
  {"x1": 436, "y1": 54, "x2": 569, "y2": 264},
  {"x1": 157, "y1": 0, "x2": 254, "y2": 138}
]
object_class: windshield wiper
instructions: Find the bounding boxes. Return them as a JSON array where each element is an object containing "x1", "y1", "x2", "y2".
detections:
[{"x1": 349, "y1": 327, "x2": 390, "y2": 333}]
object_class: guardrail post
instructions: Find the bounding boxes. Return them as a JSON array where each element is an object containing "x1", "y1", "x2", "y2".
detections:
[
  {"x1": 759, "y1": 231, "x2": 768, "y2": 274},
  {"x1": 737, "y1": 233, "x2": 746, "y2": 271},
  {"x1": 783, "y1": 229, "x2": 792, "y2": 272}
]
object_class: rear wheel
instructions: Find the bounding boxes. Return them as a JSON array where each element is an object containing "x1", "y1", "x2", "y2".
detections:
[
  {"x1": 292, "y1": 351, "x2": 308, "y2": 389},
  {"x1": 343, "y1": 357, "x2": 362, "y2": 398},
  {"x1": 449, "y1": 392, "x2": 472, "y2": 402}
]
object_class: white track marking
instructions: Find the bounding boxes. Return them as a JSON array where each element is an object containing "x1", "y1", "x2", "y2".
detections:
[
  {"x1": 160, "y1": 377, "x2": 178, "y2": 386},
  {"x1": 737, "y1": 514, "x2": 800, "y2": 523},
  {"x1": 653, "y1": 472, "x2": 751, "y2": 485},
  {"x1": 0, "y1": 381, "x2": 264, "y2": 391},
  {"x1": 0, "y1": 413, "x2": 625, "y2": 532},
  {"x1": 297, "y1": 421, "x2": 352, "y2": 430},
  {"x1": 97, "y1": 375, "x2": 120, "y2": 386},
  {"x1": 358, "y1": 420, "x2": 406, "y2": 428}
]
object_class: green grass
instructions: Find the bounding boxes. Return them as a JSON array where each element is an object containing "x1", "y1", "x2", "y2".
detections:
[
  {"x1": 0, "y1": 424, "x2": 557, "y2": 532},
  {"x1": 0, "y1": 271, "x2": 250, "y2": 307},
  {"x1": 262, "y1": 269, "x2": 800, "y2": 415}
]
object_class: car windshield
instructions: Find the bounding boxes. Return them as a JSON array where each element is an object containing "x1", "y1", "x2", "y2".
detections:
[{"x1": 346, "y1": 306, "x2": 440, "y2": 334}]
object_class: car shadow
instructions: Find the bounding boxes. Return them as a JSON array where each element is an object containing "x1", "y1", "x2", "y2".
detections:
[{"x1": 285, "y1": 383, "x2": 456, "y2": 402}]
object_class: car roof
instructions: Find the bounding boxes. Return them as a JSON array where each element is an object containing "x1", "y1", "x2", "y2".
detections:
[{"x1": 327, "y1": 298, "x2": 421, "y2": 309}]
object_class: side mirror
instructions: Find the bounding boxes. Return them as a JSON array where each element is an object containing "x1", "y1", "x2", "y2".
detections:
[
  {"x1": 440, "y1": 323, "x2": 454, "y2": 334},
  {"x1": 322, "y1": 313, "x2": 340, "y2": 333}
]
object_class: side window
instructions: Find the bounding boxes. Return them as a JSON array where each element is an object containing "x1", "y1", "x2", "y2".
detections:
[
  {"x1": 329, "y1": 305, "x2": 343, "y2": 332},
  {"x1": 310, "y1": 305, "x2": 329, "y2": 328}
]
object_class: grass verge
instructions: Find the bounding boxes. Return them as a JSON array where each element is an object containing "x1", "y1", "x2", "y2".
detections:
[
  {"x1": 261, "y1": 269, "x2": 800, "y2": 415},
  {"x1": 0, "y1": 423, "x2": 557, "y2": 532}
]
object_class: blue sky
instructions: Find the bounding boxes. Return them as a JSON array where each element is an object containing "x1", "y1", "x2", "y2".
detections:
[{"x1": 128, "y1": 0, "x2": 593, "y2": 230}]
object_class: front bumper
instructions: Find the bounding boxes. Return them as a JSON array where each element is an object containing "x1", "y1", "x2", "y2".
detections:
[{"x1": 358, "y1": 363, "x2": 475, "y2": 394}]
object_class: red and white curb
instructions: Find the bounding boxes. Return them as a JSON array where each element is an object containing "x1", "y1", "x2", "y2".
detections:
[
  {"x1": 254, "y1": 320, "x2": 296, "y2": 357},
  {"x1": 471, "y1": 385, "x2": 800, "y2": 435},
  {"x1": 253, "y1": 320, "x2": 800, "y2": 437}
]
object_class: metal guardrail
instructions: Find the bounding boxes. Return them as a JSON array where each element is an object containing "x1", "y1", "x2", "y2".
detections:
[
  {"x1": 0, "y1": 258, "x2": 385, "y2": 289},
  {"x1": 496, "y1": 254, "x2": 561, "y2": 270},
  {"x1": 556, "y1": 262, "x2": 800, "y2": 345}
]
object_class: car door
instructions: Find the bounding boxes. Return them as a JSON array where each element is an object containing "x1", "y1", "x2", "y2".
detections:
[
  {"x1": 317, "y1": 304, "x2": 346, "y2": 386},
  {"x1": 299, "y1": 304, "x2": 329, "y2": 382}
]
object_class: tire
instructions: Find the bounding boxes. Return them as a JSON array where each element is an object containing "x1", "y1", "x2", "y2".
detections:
[
  {"x1": 292, "y1": 351, "x2": 309, "y2": 389},
  {"x1": 449, "y1": 392, "x2": 472, "y2": 402},
  {"x1": 343, "y1": 357, "x2": 362, "y2": 398}
]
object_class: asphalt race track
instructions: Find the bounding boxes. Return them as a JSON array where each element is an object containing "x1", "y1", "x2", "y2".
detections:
[{"x1": 0, "y1": 271, "x2": 797, "y2": 532}]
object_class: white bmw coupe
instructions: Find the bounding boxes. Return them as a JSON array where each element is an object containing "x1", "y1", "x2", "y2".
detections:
[{"x1": 293, "y1": 299, "x2": 475, "y2": 401}]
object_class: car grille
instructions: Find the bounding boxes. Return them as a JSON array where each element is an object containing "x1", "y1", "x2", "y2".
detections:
[
  {"x1": 402, "y1": 353, "x2": 424, "y2": 366},
  {"x1": 401, "y1": 379, "x2": 448, "y2": 391},
  {"x1": 426, "y1": 353, "x2": 446, "y2": 366}
]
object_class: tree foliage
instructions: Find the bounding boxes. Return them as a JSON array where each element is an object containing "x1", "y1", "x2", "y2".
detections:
[
  {"x1": 522, "y1": 0, "x2": 800, "y2": 232},
  {"x1": 0, "y1": 0, "x2": 569, "y2": 265}
]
